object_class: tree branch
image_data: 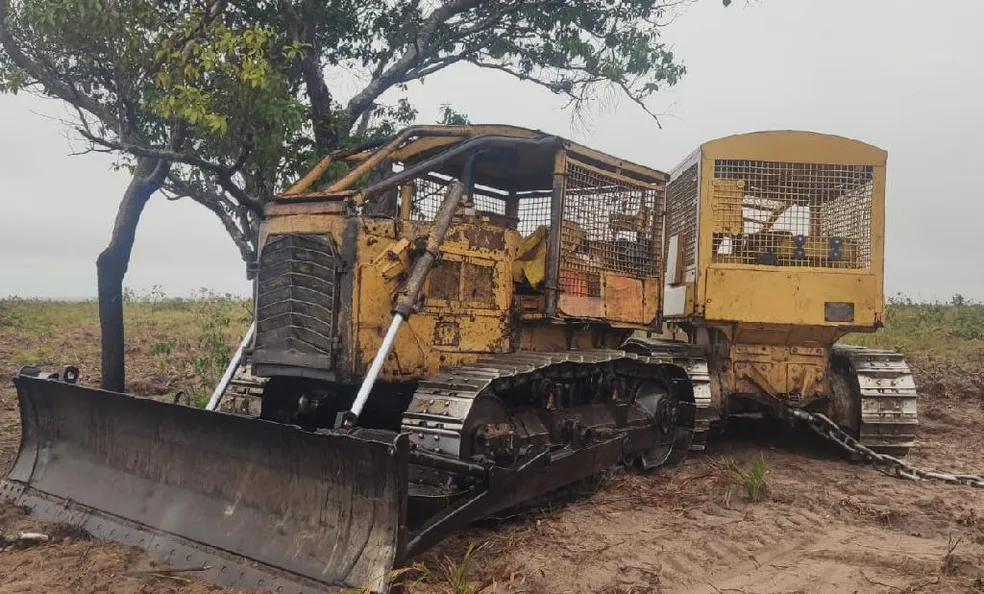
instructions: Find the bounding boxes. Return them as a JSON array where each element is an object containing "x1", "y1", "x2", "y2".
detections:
[
  {"x1": 77, "y1": 126, "x2": 223, "y2": 172},
  {"x1": 216, "y1": 169, "x2": 263, "y2": 216},
  {"x1": 284, "y1": 0, "x2": 337, "y2": 153},
  {"x1": 344, "y1": 0, "x2": 482, "y2": 126},
  {"x1": 77, "y1": 127, "x2": 264, "y2": 215}
]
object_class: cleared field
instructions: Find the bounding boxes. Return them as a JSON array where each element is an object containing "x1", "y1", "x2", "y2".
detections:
[{"x1": 1, "y1": 293, "x2": 983, "y2": 593}]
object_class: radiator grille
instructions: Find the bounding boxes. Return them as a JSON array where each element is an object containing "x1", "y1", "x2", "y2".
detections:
[
  {"x1": 560, "y1": 160, "x2": 663, "y2": 297},
  {"x1": 711, "y1": 159, "x2": 873, "y2": 269},
  {"x1": 253, "y1": 234, "x2": 338, "y2": 371}
]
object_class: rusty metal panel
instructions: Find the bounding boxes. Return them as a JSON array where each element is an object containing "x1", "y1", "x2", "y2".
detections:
[
  {"x1": 604, "y1": 274, "x2": 645, "y2": 322},
  {"x1": 825, "y1": 301, "x2": 856, "y2": 322},
  {"x1": 4, "y1": 374, "x2": 408, "y2": 593},
  {"x1": 427, "y1": 260, "x2": 462, "y2": 301},
  {"x1": 461, "y1": 261, "x2": 495, "y2": 306},
  {"x1": 557, "y1": 292, "x2": 605, "y2": 319}
]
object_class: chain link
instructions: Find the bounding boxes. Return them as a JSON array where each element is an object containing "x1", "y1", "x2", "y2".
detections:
[{"x1": 787, "y1": 407, "x2": 984, "y2": 488}]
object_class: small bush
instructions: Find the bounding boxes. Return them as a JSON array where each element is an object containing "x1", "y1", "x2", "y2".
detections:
[{"x1": 190, "y1": 289, "x2": 235, "y2": 396}]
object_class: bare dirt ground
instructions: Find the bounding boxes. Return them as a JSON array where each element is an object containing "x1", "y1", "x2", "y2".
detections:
[{"x1": 2, "y1": 307, "x2": 984, "y2": 593}]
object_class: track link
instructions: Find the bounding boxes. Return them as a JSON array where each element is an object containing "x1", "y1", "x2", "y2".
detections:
[{"x1": 831, "y1": 344, "x2": 918, "y2": 456}]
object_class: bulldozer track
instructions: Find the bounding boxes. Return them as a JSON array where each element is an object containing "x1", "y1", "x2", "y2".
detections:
[
  {"x1": 832, "y1": 344, "x2": 918, "y2": 456},
  {"x1": 400, "y1": 341, "x2": 713, "y2": 469}
]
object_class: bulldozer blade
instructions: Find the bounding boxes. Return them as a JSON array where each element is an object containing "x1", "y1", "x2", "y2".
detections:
[{"x1": 1, "y1": 371, "x2": 409, "y2": 594}]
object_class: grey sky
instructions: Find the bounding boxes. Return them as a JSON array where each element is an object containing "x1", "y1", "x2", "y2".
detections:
[{"x1": 1, "y1": 0, "x2": 981, "y2": 300}]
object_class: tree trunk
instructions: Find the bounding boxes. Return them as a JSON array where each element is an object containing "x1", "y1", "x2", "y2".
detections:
[{"x1": 97, "y1": 157, "x2": 169, "y2": 392}]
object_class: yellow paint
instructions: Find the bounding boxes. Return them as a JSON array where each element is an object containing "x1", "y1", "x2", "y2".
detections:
[
  {"x1": 354, "y1": 219, "x2": 516, "y2": 380},
  {"x1": 728, "y1": 343, "x2": 830, "y2": 400},
  {"x1": 605, "y1": 274, "x2": 646, "y2": 323},
  {"x1": 512, "y1": 226, "x2": 549, "y2": 286},
  {"x1": 703, "y1": 265, "x2": 880, "y2": 327},
  {"x1": 700, "y1": 130, "x2": 888, "y2": 166},
  {"x1": 258, "y1": 214, "x2": 345, "y2": 248},
  {"x1": 256, "y1": 127, "x2": 676, "y2": 394},
  {"x1": 660, "y1": 129, "x2": 891, "y2": 407},
  {"x1": 694, "y1": 131, "x2": 886, "y2": 314},
  {"x1": 711, "y1": 179, "x2": 744, "y2": 234},
  {"x1": 558, "y1": 293, "x2": 605, "y2": 319}
]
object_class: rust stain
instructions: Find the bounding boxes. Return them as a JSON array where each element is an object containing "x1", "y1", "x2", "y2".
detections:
[
  {"x1": 462, "y1": 226, "x2": 506, "y2": 251},
  {"x1": 433, "y1": 321, "x2": 461, "y2": 347},
  {"x1": 427, "y1": 260, "x2": 461, "y2": 302}
]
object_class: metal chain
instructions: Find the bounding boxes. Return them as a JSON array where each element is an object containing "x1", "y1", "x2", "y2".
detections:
[{"x1": 786, "y1": 407, "x2": 984, "y2": 488}]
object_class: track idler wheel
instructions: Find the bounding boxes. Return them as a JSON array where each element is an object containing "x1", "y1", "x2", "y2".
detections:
[{"x1": 633, "y1": 380, "x2": 694, "y2": 470}]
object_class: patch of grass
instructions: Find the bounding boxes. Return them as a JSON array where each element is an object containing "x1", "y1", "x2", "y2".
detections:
[
  {"x1": 843, "y1": 294, "x2": 984, "y2": 359},
  {"x1": 409, "y1": 543, "x2": 491, "y2": 594},
  {"x1": 1, "y1": 288, "x2": 250, "y2": 403},
  {"x1": 11, "y1": 344, "x2": 65, "y2": 367},
  {"x1": 189, "y1": 289, "x2": 236, "y2": 397},
  {"x1": 0, "y1": 300, "x2": 22, "y2": 329},
  {"x1": 719, "y1": 453, "x2": 770, "y2": 503},
  {"x1": 0, "y1": 297, "x2": 98, "y2": 334}
]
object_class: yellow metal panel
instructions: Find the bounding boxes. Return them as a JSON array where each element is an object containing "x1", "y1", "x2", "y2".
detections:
[
  {"x1": 258, "y1": 215, "x2": 345, "y2": 251},
  {"x1": 711, "y1": 179, "x2": 744, "y2": 234},
  {"x1": 703, "y1": 265, "x2": 880, "y2": 326},
  {"x1": 641, "y1": 278, "x2": 659, "y2": 324},
  {"x1": 700, "y1": 130, "x2": 887, "y2": 166},
  {"x1": 729, "y1": 343, "x2": 829, "y2": 398},
  {"x1": 604, "y1": 274, "x2": 645, "y2": 323},
  {"x1": 512, "y1": 226, "x2": 549, "y2": 286},
  {"x1": 353, "y1": 219, "x2": 516, "y2": 380},
  {"x1": 696, "y1": 152, "x2": 716, "y2": 308},
  {"x1": 558, "y1": 293, "x2": 605, "y2": 319}
]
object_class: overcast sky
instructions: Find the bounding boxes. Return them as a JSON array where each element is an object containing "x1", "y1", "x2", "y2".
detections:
[{"x1": 1, "y1": 0, "x2": 981, "y2": 301}]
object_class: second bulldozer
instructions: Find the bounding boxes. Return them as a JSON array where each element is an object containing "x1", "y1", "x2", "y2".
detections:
[{"x1": 3, "y1": 125, "x2": 916, "y2": 594}]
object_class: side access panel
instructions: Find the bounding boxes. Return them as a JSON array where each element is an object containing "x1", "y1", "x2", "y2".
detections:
[{"x1": 2, "y1": 372, "x2": 409, "y2": 593}]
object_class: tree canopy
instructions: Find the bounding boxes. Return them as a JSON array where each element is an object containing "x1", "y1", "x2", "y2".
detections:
[{"x1": 1, "y1": 0, "x2": 729, "y2": 264}]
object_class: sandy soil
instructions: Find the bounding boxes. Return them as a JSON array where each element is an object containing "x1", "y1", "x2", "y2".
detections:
[{"x1": 2, "y1": 326, "x2": 984, "y2": 594}]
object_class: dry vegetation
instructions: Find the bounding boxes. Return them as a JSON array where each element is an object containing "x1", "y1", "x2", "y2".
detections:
[{"x1": 1, "y1": 291, "x2": 984, "y2": 593}]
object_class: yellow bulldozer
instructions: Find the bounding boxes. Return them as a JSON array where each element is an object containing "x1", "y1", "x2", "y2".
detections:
[{"x1": 2, "y1": 125, "x2": 916, "y2": 593}]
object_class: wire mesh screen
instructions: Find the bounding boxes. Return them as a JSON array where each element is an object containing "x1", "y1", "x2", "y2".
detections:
[
  {"x1": 405, "y1": 175, "x2": 508, "y2": 222},
  {"x1": 406, "y1": 175, "x2": 449, "y2": 221},
  {"x1": 472, "y1": 185, "x2": 507, "y2": 216},
  {"x1": 665, "y1": 162, "x2": 700, "y2": 272},
  {"x1": 711, "y1": 160, "x2": 873, "y2": 269},
  {"x1": 516, "y1": 192, "x2": 552, "y2": 236},
  {"x1": 560, "y1": 161, "x2": 663, "y2": 297}
]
